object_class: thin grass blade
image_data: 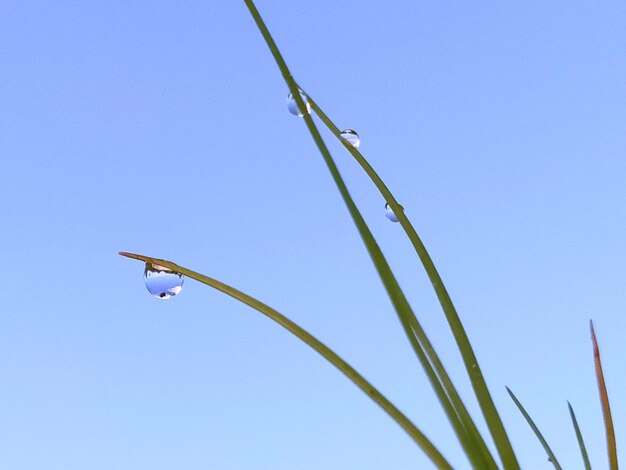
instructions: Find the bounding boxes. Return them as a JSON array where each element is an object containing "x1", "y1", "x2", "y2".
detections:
[
  {"x1": 241, "y1": 2, "x2": 498, "y2": 467},
  {"x1": 590, "y1": 320, "x2": 618, "y2": 470},
  {"x1": 306, "y1": 94, "x2": 516, "y2": 469},
  {"x1": 568, "y1": 401, "x2": 592, "y2": 470},
  {"x1": 294, "y1": 94, "x2": 484, "y2": 467},
  {"x1": 120, "y1": 251, "x2": 452, "y2": 469},
  {"x1": 506, "y1": 387, "x2": 562, "y2": 469}
]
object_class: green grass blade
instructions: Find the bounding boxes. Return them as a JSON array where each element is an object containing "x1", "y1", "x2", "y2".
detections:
[
  {"x1": 291, "y1": 110, "x2": 489, "y2": 468},
  {"x1": 120, "y1": 252, "x2": 452, "y2": 469},
  {"x1": 506, "y1": 387, "x2": 562, "y2": 469},
  {"x1": 294, "y1": 96, "x2": 483, "y2": 466},
  {"x1": 406, "y1": 323, "x2": 498, "y2": 469},
  {"x1": 307, "y1": 94, "x2": 518, "y2": 469},
  {"x1": 568, "y1": 401, "x2": 592, "y2": 470},
  {"x1": 590, "y1": 320, "x2": 618, "y2": 470},
  {"x1": 242, "y1": 2, "x2": 496, "y2": 467}
]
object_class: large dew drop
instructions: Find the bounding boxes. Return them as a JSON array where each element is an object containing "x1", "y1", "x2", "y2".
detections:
[
  {"x1": 340, "y1": 129, "x2": 361, "y2": 148},
  {"x1": 385, "y1": 203, "x2": 400, "y2": 223},
  {"x1": 287, "y1": 91, "x2": 311, "y2": 117},
  {"x1": 144, "y1": 262, "x2": 184, "y2": 300}
]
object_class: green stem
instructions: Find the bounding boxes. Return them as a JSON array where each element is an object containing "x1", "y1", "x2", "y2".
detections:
[
  {"x1": 568, "y1": 401, "x2": 592, "y2": 470},
  {"x1": 307, "y1": 94, "x2": 518, "y2": 470},
  {"x1": 241, "y1": 1, "x2": 495, "y2": 468},
  {"x1": 120, "y1": 252, "x2": 452, "y2": 469},
  {"x1": 294, "y1": 115, "x2": 482, "y2": 467},
  {"x1": 506, "y1": 387, "x2": 562, "y2": 470}
]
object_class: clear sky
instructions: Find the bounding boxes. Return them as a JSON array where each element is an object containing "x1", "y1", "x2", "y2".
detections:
[{"x1": 1, "y1": 1, "x2": 625, "y2": 469}]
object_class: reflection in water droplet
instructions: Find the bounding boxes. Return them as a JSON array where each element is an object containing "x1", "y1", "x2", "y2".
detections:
[
  {"x1": 385, "y1": 203, "x2": 399, "y2": 223},
  {"x1": 144, "y1": 262, "x2": 184, "y2": 300},
  {"x1": 340, "y1": 129, "x2": 361, "y2": 148},
  {"x1": 286, "y1": 91, "x2": 311, "y2": 117}
]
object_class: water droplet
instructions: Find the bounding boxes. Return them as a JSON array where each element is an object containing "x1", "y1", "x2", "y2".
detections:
[
  {"x1": 340, "y1": 129, "x2": 361, "y2": 148},
  {"x1": 286, "y1": 90, "x2": 311, "y2": 117},
  {"x1": 144, "y1": 262, "x2": 184, "y2": 300},
  {"x1": 385, "y1": 203, "x2": 400, "y2": 223}
]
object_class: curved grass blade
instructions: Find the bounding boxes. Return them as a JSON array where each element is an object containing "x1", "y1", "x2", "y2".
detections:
[
  {"x1": 241, "y1": 2, "x2": 508, "y2": 468},
  {"x1": 590, "y1": 320, "x2": 618, "y2": 470},
  {"x1": 241, "y1": 2, "x2": 496, "y2": 468},
  {"x1": 568, "y1": 401, "x2": 592, "y2": 470},
  {"x1": 408, "y1": 320, "x2": 498, "y2": 469},
  {"x1": 120, "y1": 251, "x2": 452, "y2": 469},
  {"x1": 287, "y1": 94, "x2": 484, "y2": 466},
  {"x1": 306, "y1": 94, "x2": 516, "y2": 469},
  {"x1": 506, "y1": 387, "x2": 562, "y2": 470},
  {"x1": 291, "y1": 107, "x2": 491, "y2": 469}
]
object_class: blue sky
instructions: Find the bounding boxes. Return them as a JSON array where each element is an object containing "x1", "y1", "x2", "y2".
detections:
[{"x1": 1, "y1": 1, "x2": 625, "y2": 468}]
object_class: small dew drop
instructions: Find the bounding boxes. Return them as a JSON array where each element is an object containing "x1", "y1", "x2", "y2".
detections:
[
  {"x1": 340, "y1": 129, "x2": 361, "y2": 148},
  {"x1": 385, "y1": 203, "x2": 400, "y2": 223},
  {"x1": 286, "y1": 90, "x2": 311, "y2": 117},
  {"x1": 144, "y1": 262, "x2": 184, "y2": 300}
]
